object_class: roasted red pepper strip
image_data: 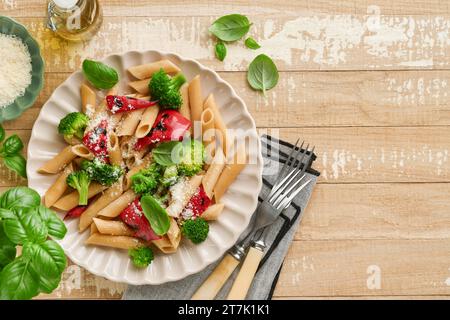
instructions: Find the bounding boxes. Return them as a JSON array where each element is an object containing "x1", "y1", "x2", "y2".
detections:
[
  {"x1": 106, "y1": 95, "x2": 158, "y2": 114},
  {"x1": 119, "y1": 198, "x2": 161, "y2": 241},
  {"x1": 135, "y1": 110, "x2": 191, "y2": 151},
  {"x1": 82, "y1": 119, "x2": 109, "y2": 161},
  {"x1": 182, "y1": 185, "x2": 211, "y2": 218},
  {"x1": 64, "y1": 205, "x2": 88, "y2": 220}
]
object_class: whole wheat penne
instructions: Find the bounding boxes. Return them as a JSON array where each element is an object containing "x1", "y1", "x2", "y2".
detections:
[
  {"x1": 97, "y1": 189, "x2": 137, "y2": 218},
  {"x1": 213, "y1": 145, "x2": 247, "y2": 202},
  {"x1": 204, "y1": 94, "x2": 227, "y2": 155},
  {"x1": 128, "y1": 59, "x2": 181, "y2": 80},
  {"x1": 44, "y1": 163, "x2": 74, "y2": 208},
  {"x1": 129, "y1": 78, "x2": 150, "y2": 95},
  {"x1": 166, "y1": 175, "x2": 203, "y2": 218},
  {"x1": 85, "y1": 234, "x2": 144, "y2": 250},
  {"x1": 201, "y1": 203, "x2": 225, "y2": 221},
  {"x1": 71, "y1": 144, "x2": 94, "y2": 160},
  {"x1": 93, "y1": 218, "x2": 134, "y2": 236},
  {"x1": 201, "y1": 108, "x2": 216, "y2": 163},
  {"x1": 179, "y1": 83, "x2": 191, "y2": 122},
  {"x1": 188, "y1": 75, "x2": 203, "y2": 127},
  {"x1": 125, "y1": 153, "x2": 152, "y2": 189},
  {"x1": 80, "y1": 83, "x2": 96, "y2": 113},
  {"x1": 202, "y1": 150, "x2": 226, "y2": 199},
  {"x1": 108, "y1": 132, "x2": 122, "y2": 166},
  {"x1": 53, "y1": 183, "x2": 107, "y2": 211},
  {"x1": 90, "y1": 222, "x2": 98, "y2": 235},
  {"x1": 135, "y1": 105, "x2": 160, "y2": 138},
  {"x1": 152, "y1": 236, "x2": 177, "y2": 254},
  {"x1": 79, "y1": 182, "x2": 124, "y2": 232},
  {"x1": 167, "y1": 218, "x2": 181, "y2": 249},
  {"x1": 38, "y1": 146, "x2": 77, "y2": 174},
  {"x1": 116, "y1": 109, "x2": 145, "y2": 136}
]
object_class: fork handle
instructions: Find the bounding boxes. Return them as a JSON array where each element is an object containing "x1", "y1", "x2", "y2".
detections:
[
  {"x1": 226, "y1": 246, "x2": 264, "y2": 300},
  {"x1": 191, "y1": 253, "x2": 240, "y2": 300}
]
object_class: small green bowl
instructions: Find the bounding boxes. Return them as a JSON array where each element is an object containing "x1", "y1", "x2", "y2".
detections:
[{"x1": 0, "y1": 16, "x2": 44, "y2": 122}]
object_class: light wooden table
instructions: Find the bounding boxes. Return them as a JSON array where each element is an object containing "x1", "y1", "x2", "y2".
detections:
[{"x1": 2, "y1": 0, "x2": 450, "y2": 300}]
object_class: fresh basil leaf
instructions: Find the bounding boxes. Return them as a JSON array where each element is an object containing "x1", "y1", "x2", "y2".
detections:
[
  {"x1": 209, "y1": 14, "x2": 252, "y2": 42},
  {"x1": 2, "y1": 134, "x2": 24, "y2": 155},
  {"x1": 36, "y1": 205, "x2": 67, "y2": 240},
  {"x1": 37, "y1": 273, "x2": 62, "y2": 294},
  {"x1": 0, "y1": 208, "x2": 15, "y2": 219},
  {"x1": 0, "y1": 187, "x2": 40, "y2": 210},
  {"x1": 0, "y1": 125, "x2": 5, "y2": 143},
  {"x1": 140, "y1": 195, "x2": 170, "y2": 236},
  {"x1": 82, "y1": 59, "x2": 119, "y2": 90},
  {"x1": 0, "y1": 221, "x2": 16, "y2": 271},
  {"x1": 215, "y1": 41, "x2": 227, "y2": 61},
  {"x1": 152, "y1": 141, "x2": 181, "y2": 167},
  {"x1": 3, "y1": 154, "x2": 27, "y2": 178},
  {"x1": 0, "y1": 256, "x2": 39, "y2": 300},
  {"x1": 245, "y1": 37, "x2": 261, "y2": 50},
  {"x1": 247, "y1": 54, "x2": 279, "y2": 95},
  {"x1": 2, "y1": 208, "x2": 48, "y2": 245},
  {"x1": 25, "y1": 241, "x2": 66, "y2": 278}
]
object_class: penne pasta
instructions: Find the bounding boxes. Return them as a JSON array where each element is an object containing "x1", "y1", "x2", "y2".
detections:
[
  {"x1": 167, "y1": 218, "x2": 181, "y2": 249},
  {"x1": 128, "y1": 59, "x2": 181, "y2": 80},
  {"x1": 85, "y1": 233, "x2": 144, "y2": 250},
  {"x1": 201, "y1": 108, "x2": 216, "y2": 163},
  {"x1": 108, "y1": 132, "x2": 122, "y2": 166},
  {"x1": 38, "y1": 146, "x2": 77, "y2": 174},
  {"x1": 80, "y1": 83, "x2": 96, "y2": 113},
  {"x1": 188, "y1": 75, "x2": 203, "y2": 128},
  {"x1": 53, "y1": 182, "x2": 107, "y2": 211},
  {"x1": 116, "y1": 108, "x2": 145, "y2": 136},
  {"x1": 213, "y1": 145, "x2": 247, "y2": 202},
  {"x1": 152, "y1": 236, "x2": 177, "y2": 254},
  {"x1": 124, "y1": 153, "x2": 152, "y2": 189},
  {"x1": 97, "y1": 189, "x2": 137, "y2": 218},
  {"x1": 166, "y1": 175, "x2": 203, "y2": 218},
  {"x1": 135, "y1": 104, "x2": 160, "y2": 138},
  {"x1": 90, "y1": 222, "x2": 99, "y2": 235},
  {"x1": 71, "y1": 144, "x2": 94, "y2": 160},
  {"x1": 204, "y1": 94, "x2": 227, "y2": 155},
  {"x1": 202, "y1": 150, "x2": 226, "y2": 199},
  {"x1": 79, "y1": 181, "x2": 124, "y2": 232},
  {"x1": 93, "y1": 218, "x2": 134, "y2": 236},
  {"x1": 179, "y1": 83, "x2": 191, "y2": 122},
  {"x1": 201, "y1": 203, "x2": 225, "y2": 221},
  {"x1": 129, "y1": 78, "x2": 150, "y2": 95},
  {"x1": 44, "y1": 163, "x2": 74, "y2": 208}
]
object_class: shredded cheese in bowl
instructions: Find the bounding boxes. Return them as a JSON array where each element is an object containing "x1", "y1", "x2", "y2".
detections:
[{"x1": 0, "y1": 34, "x2": 32, "y2": 108}]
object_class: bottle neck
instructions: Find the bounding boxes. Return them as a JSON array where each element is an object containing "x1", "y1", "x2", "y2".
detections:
[{"x1": 51, "y1": 0, "x2": 85, "y2": 12}]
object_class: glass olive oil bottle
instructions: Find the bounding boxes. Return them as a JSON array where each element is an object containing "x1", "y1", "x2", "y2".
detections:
[{"x1": 47, "y1": 0, "x2": 103, "y2": 41}]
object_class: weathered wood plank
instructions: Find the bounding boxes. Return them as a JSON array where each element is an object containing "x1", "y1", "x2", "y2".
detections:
[
  {"x1": 8, "y1": 70, "x2": 450, "y2": 130},
  {"x1": 2, "y1": 0, "x2": 449, "y2": 17},
  {"x1": 274, "y1": 239, "x2": 450, "y2": 297},
  {"x1": 299, "y1": 183, "x2": 450, "y2": 240},
  {"x1": 11, "y1": 15, "x2": 450, "y2": 72}
]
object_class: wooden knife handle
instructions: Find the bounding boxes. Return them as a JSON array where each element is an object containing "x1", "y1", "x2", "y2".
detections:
[
  {"x1": 226, "y1": 246, "x2": 264, "y2": 300},
  {"x1": 191, "y1": 253, "x2": 240, "y2": 300}
]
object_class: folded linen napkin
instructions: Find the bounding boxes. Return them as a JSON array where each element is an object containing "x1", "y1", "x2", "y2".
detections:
[{"x1": 123, "y1": 135, "x2": 320, "y2": 300}]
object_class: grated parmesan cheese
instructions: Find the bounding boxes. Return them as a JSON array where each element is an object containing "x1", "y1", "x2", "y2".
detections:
[{"x1": 0, "y1": 34, "x2": 32, "y2": 108}]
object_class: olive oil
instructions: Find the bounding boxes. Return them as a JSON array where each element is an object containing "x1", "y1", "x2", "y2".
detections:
[{"x1": 47, "y1": 0, "x2": 103, "y2": 41}]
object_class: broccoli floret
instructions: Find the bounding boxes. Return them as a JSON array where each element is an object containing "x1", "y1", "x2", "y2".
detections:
[
  {"x1": 128, "y1": 247, "x2": 154, "y2": 268},
  {"x1": 149, "y1": 69, "x2": 186, "y2": 109},
  {"x1": 177, "y1": 139, "x2": 205, "y2": 177},
  {"x1": 58, "y1": 112, "x2": 89, "y2": 143},
  {"x1": 81, "y1": 158, "x2": 124, "y2": 186},
  {"x1": 131, "y1": 163, "x2": 162, "y2": 195},
  {"x1": 181, "y1": 218, "x2": 209, "y2": 244},
  {"x1": 161, "y1": 165, "x2": 178, "y2": 187},
  {"x1": 66, "y1": 171, "x2": 91, "y2": 205}
]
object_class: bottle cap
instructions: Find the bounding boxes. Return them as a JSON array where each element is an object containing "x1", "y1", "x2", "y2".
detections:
[{"x1": 53, "y1": 0, "x2": 78, "y2": 9}]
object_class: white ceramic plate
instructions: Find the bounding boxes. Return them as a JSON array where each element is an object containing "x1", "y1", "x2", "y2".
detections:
[{"x1": 27, "y1": 50, "x2": 263, "y2": 285}]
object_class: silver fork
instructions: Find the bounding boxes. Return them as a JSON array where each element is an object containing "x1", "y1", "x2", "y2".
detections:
[
  {"x1": 192, "y1": 140, "x2": 315, "y2": 300},
  {"x1": 225, "y1": 143, "x2": 314, "y2": 299}
]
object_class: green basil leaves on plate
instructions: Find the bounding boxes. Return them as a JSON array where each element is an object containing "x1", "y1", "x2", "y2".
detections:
[
  {"x1": 215, "y1": 41, "x2": 227, "y2": 61},
  {"x1": 245, "y1": 37, "x2": 261, "y2": 50},
  {"x1": 152, "y1": 141, "x2": 183, "y2": 167},
  {"x1": 247, "y1": 54, "x2": 279, "y2": 95},
  {"x1": 209, "y1": 14, "x2": 252, "y2": 42},
  {"x1": 140, "y1": 195, "x2": 171, "y2": 236},
  {"x1": 82, "y1": 59, "x2": 119, "y2": 90}
]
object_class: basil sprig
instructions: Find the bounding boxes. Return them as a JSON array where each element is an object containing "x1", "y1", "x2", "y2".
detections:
[
  {"x1": 140, "y1": 195, "x2": 171, "y2": 236},
  {"x1": 0, "y1": 187, "x2": 67, "y2": 300},
  {"x1": 247, "y1": 54, "x2": 279, "y2": 95},
  {"x1": 0, "y1": 125, "x2": 26, "y2": 178},
  {"x1": 82, "y1": 59, "x2": 119, "y2": 90},
  {"x1": 209, "y1": 14, "x2": 252, "y2": 42}
]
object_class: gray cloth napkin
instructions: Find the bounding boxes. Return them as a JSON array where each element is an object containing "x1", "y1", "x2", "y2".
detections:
[{"x1": 123, "y1": 135, "x2": 319, "y2": 300}]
